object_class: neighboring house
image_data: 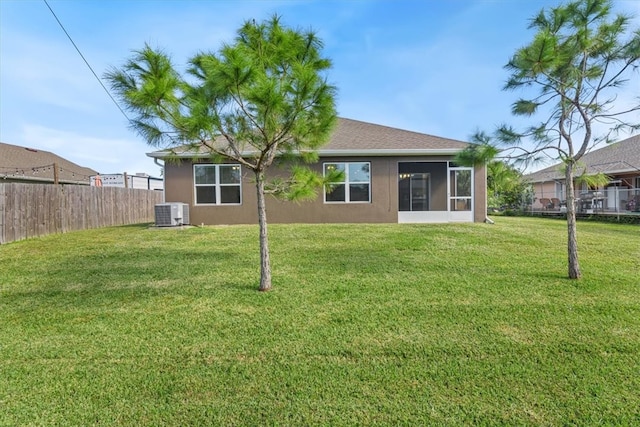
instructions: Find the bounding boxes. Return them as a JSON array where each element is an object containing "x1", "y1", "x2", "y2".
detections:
[
  {"x1": 147, "y1": 118, "x2": 487, "y2": 225},
  {"x1": 90, "y1": 173, "x2": 163, "y2": 190},
  {"x1": 524, "y1": 134, "x2": 640, "y2": 213},
  {"x1": 0, "y1": 142, "x2": 96, "y2": 185}
]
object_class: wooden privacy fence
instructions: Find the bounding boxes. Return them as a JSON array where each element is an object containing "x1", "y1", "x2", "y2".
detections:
[{"x1": 0, "y1": 183, "x2": 164, "y2": 244}]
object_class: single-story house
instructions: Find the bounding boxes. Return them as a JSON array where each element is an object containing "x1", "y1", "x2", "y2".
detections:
[
  {"x1": 147, "y1": 117, "x2": 487, "y2": 224},
  {"x1": 524, "y1": 134, "x2": 640, "y2": 212},
  {"x1": 0, "y1": 141, "x2": 97, "y2": 185}
]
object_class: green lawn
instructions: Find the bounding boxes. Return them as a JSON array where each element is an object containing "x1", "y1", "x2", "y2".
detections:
[{"x1": 1, "y1": 217, "x2": 639, "y2": 426}]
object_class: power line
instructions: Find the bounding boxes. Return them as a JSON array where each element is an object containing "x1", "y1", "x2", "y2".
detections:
[
  {"x1": 42, "y1": 0, "x2": 183, "y2": 150},
  {"x1": 42, "y1": 0, "x2": 131, "y2": 122}
]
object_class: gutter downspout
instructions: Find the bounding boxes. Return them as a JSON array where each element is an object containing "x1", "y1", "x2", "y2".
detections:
[{"x1": 154, "y1": 158, "x2": 166, "y2": 202}]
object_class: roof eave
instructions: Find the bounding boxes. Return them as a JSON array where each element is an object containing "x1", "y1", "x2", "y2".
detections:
[
  {"x1": 147, "y1": 148, "x2": 465, "y2": 159},
  {"x1": 526, "y1": 176, "x2": 563, "y2": 183},
  {"x1": 318, "y1": 149, "x2": 464, "y2": 157},
  {"x1": 589, "y1": 167, "x2": 640, "y2": 176},
  {"x1": 527, "y1": 166, "x2": 640, "y2": 183}
]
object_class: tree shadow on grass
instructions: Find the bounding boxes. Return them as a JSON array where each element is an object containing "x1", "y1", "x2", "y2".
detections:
[{"x1": 2, "y1": 245, "x2": 256, "y2": 308}]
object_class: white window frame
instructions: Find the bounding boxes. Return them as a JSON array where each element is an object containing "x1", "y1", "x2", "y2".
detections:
[
  {"x1": 555, "y1": 181, "x2": 565, "y2": 200},
  {"x1": 193, "y1": 164, "x2": 242, "y2": 206},
  {"x1": 323, "y1": 162, "x2": 371, "y2": 203},
  {"x1": 448, "y1": 167, "x2": 473, "y2": 212}
]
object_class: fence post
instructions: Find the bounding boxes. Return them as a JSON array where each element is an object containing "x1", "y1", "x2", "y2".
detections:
[
  {"x1": 0, "y1": 184, "x2": 5, "y2": 244},
  {"x1": 53, "y1": 162, "x2": 59, "y2": 185}
]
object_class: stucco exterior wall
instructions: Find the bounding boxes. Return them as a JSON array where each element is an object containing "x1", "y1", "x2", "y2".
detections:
[
  {"x1": 533, "y1": 182, "x2": 558, "y2": 208},
  {"x1": 163, "y1": 156, "x2": 487, "y2": 225}
]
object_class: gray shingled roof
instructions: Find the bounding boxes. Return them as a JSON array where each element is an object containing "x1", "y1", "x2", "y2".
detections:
[
  {"x1": 0, "y1": 142, "x2": 97, "y2": 184},
  {"x1": 322, "y1": 117, "x2": 469, "y2": 152},
  {"x1": 146, "y1": 117, "x2": 469, "y2": 158},
  {"x1": 525, "y1": 134, "x2": 640, "y2": 182}
]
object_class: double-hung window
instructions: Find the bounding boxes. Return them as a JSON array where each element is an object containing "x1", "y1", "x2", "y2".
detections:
[
  {"x1": 324, "y1": 162, "x2": 371, "y2": 203},
  {"x1": 194, "y1": 164, "x2": 242, "y2": 205}
]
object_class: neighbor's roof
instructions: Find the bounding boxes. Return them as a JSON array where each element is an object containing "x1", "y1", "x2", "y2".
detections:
[
  {"x1": 525, "y1": 134, "x2": 640, "y2": 183},
  {"x1": 0, "y1": 142, "x2": 97, "y2": 184},
  {"x1": 146, "y1": 117, "x2": 470, "y2": 159}
]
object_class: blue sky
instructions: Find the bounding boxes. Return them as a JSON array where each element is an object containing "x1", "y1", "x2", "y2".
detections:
[{"x1": 1, "y1": 0, "x2": 639, "y2": 177}]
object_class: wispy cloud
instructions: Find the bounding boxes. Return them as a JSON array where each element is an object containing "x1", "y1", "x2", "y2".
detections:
[
  {"x1": 1, "y1": 0, "x2": 638, "y2": 176},
  {"x1": 20, "y1": 124, "x2": 159, "y2": 175},
  {"x1": 2, "y1": 31, "x2": 101, "y2": 112}
]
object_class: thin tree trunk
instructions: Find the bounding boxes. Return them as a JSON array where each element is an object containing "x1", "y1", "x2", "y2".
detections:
[
  {"x1": 255, "y1": 170, "x2": 272, "y2": 291},
  {"x1": 565, "y1": 166, "x2": 581, "y2": 279}
]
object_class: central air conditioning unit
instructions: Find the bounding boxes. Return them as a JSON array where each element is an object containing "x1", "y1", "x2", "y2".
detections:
[{"x1": 154, "y1": 203, "x2": 190, "y2": 227}]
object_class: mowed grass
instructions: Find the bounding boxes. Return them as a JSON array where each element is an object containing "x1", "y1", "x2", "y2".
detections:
[{"x1": 1, "y1": 217, "x2": 639, "y2": 426}]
